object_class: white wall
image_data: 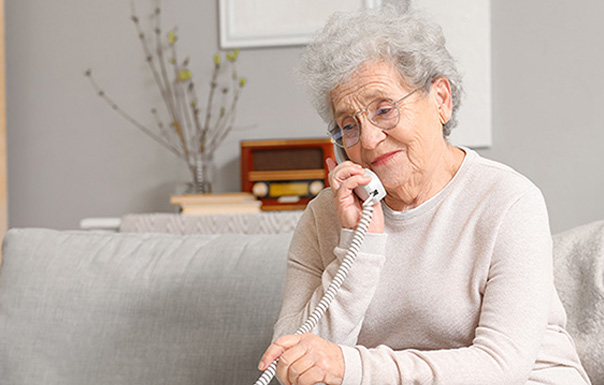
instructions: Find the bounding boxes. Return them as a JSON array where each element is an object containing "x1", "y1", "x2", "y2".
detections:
[
  {"x1": 6, "y1": 0, "x2": 324, "y2": 229},
  {"x1": 6, "y1": 0, "x2": 604, "y2": 233},
  {"x1": 480, "y1": 0, "x2": 604, "y2": 233}
]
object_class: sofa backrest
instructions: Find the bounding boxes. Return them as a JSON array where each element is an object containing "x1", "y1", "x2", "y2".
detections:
[
  {"x1": 2, "y1": 221, "x2": 603, "y2": 385},
  {"x1": 0, "y1": 228, "x2": 291, "y2": 385}
]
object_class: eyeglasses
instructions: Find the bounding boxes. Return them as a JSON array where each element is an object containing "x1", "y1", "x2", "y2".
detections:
[{"x1": 327, "y1": 88, "x2": 419, "y2": 148}]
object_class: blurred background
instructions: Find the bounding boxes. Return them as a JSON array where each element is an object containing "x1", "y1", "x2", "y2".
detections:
[{"x1": 3, "y1": 0, "x2": 604, "y2": 233}]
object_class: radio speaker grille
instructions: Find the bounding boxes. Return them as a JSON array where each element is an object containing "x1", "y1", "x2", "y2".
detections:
[{"x1": 252, "y1": 148, "x2": 323, "y2": 171}]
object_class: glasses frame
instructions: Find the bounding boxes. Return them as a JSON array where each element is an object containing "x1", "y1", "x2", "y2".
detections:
[{"x1": 328, "y1": 88, "x2": 419, "y2": 148}]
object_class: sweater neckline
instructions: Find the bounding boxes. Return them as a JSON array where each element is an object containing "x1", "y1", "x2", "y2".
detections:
[{"x1": 382, "y1": 146, "x2": 475, "y2": 221}]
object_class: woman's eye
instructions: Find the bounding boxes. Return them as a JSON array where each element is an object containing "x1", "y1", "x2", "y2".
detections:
[
  {"x1": 376, "y1": 107, "x2": 393, "y2": 115},
  {"x1": 338, "y1": 117, "x2": 357, "y2": 131}
]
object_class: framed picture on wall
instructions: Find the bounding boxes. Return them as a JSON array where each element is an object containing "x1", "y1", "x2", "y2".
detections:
[{"x1": 218, "y1": 0, "x2": 380, "y2": 49}]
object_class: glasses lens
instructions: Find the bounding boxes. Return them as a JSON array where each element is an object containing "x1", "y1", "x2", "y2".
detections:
[
  {"x1": 329, "y1": 116, "x2": 359, "y2": 148},
  {"x1": 368, "y1": 99, "x2": 399, "y2": 129}
]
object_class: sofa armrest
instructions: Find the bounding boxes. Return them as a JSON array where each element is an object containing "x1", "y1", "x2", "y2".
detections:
[{"x1": 553, "y1": 220, "x2": 604, "y2": 385}]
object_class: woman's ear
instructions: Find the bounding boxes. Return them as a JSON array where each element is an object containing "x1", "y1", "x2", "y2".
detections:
[{"x1": 432, "y1": 77, "x2": 452, "y2": 125}]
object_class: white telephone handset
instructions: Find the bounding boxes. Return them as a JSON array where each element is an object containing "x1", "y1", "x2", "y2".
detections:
[
  {"x1": 334, "y1": 144, "x2": 387, "y2": 202},
  {"x1": 253, "y1": 146, "x2": 385, "y2": 385},
  {"x1": 353, "y1": 168, "x2": 387, "y2": 202}
]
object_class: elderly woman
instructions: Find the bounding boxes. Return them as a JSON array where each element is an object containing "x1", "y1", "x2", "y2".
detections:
[{"x1": 258, "y1": 4, "x2": 591, "y2": 385}]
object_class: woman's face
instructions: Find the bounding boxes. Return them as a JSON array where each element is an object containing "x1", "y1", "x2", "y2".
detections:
[{"x1": 330, "y1": 60, "x2": 451, "y2": 193}]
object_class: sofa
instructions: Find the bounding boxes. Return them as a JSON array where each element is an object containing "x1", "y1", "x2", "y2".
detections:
[{"x1": 0, "y1": 220, "x2": 602, "y2": 385}]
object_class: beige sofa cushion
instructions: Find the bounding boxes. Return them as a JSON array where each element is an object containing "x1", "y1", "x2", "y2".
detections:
[{"x1": 0, "y1": 228, "x2": 290, "y2": 385}]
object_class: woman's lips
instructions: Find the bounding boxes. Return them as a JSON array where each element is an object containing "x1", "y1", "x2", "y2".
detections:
[{"x1": 371, "y1": 150, "x2": 400, "y2": 167}]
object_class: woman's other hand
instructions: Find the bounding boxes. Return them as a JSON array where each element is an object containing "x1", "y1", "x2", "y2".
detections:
[
  {"x1": 326, "y1": 157, "x2": 384, "y2": 233},
  {"x1": 258, "y1": 333, "x2": 344, "y2": 385}
]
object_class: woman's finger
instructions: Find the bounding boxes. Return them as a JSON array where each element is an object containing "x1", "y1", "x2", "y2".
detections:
[
  {"x1": 341, "y1": 174, "x2": 372, "y2": 194},
  {"x1": 297, "y1": 366, "x2": 326, "y2": 385},
  {"x1": 276, "y1": 342, "x2": 309, "y2": 385},
  {"x1": 285, "y1": 350, "x2": 317, "y2": 385},
  {"x1": 258, "y1": 334, "x2": 302, "y2": 371},
  {"x1": 329, "y1": 161, "x2": 365, "y2": 190},
  {"x1": 325, "y1": 157, "x2": 337, "y2": 173}
]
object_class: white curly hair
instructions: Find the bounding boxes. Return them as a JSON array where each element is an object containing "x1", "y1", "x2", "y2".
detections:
[{"x1": 296, "y1": 1, "x2": 463, "y2": 136}]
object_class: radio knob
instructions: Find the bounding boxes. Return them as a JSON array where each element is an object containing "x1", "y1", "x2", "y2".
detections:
[
  {"x1": 252, "y1": 182, "x2": 269, "y2": 198},
  {"x1": 309, "y1": 180, "x2": 325, "y2": 196}
]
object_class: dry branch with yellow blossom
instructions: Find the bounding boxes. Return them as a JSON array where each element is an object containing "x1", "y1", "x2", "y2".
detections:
[{"x1": 85, "y1": 1, "x2": 246, "y2": 193}]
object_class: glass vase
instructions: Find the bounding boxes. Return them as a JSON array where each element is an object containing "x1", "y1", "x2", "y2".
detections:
[{"x1": 189, "y1": 152, "x2": 215, "y2": 194}]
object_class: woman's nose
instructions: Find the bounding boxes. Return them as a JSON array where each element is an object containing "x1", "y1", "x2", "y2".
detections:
[{"x1": 357, "y1": 115, "x2": 386, "y2": 149}]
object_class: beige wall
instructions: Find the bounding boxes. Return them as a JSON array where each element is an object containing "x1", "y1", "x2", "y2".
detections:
[{"x1": 5, "y1": 0, "x2": 604, "y2": 233}]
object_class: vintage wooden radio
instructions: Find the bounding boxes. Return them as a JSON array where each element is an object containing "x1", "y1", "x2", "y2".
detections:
[{"x1": 240, "y1": 138, "x2": 335, "y2": 211}]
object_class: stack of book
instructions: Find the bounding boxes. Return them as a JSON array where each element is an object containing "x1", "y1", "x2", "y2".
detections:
[{"x1": 170, "y1": 192, "x2": 262, "y2": 215}]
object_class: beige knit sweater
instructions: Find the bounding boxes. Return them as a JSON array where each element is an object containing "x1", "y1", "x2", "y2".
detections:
[{"x1": 273, "y1": 148, "x2": 591, "y2": 385}]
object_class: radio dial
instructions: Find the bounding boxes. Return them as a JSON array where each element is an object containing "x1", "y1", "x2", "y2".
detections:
[
  {"x1": 309, "y1": 180, "x2": 325, "y2": 196},
  {"x1": 252, "y1": 182, "x2": 269, "y2": 198}
]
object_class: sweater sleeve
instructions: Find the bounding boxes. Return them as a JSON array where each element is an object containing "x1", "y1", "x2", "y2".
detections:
[
  {"x1": 272, "y1": 192, "x2": 388, "y2": 346},
  {"x1": 342, "y1": 186, "x2": 554, "y2": 385}
]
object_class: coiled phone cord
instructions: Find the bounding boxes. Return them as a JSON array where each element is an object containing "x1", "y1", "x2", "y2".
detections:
[{"x1": 253, "y1": 195, "x2": 378, "y2": 385}]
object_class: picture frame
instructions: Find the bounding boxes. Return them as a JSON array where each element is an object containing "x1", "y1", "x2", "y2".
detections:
[{"x1": 218, "y1": 0, "x2": 381, "y2": 49}]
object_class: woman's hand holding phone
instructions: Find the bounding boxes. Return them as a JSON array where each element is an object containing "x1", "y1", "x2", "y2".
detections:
[{"x1": 326, "y1": 157, "x2": 384, "y2": 233}]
